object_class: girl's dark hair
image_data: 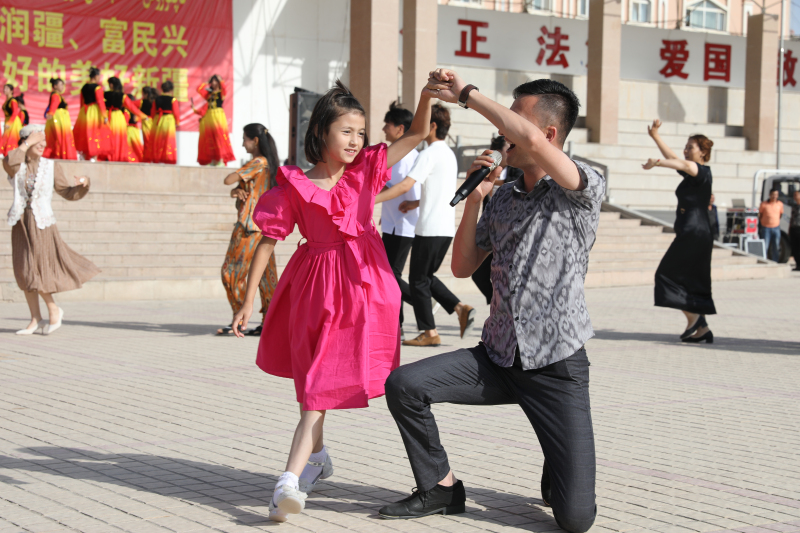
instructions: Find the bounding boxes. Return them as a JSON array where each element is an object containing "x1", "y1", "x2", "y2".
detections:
[
  {"x1": 244, "y1": 123, "x2": 280, "y2": 185},
  {"x1": 304, "y1": 80, "x2": 368, "y2": 165},
  {"x1": 49, "y1": 78, "x2": 64, "y2": 88},
  {"x1": 4, "y1": 83, "x2": 13, "y2": 93},
  {"x1": 88, "y1": 67, "x2": 101, "y2": 79},
  {"x1": 688, "y1": 134, "x2": 714, "y2": 162},
  {"x1": 142, "y1": 86, "x2": 157, "y2": 101},
  {"x1": 209, "y1": 74, "x2": 221, "y2": 85},
  {"x1": 16, "y1": 93, "x2": 25, "y2": 105},
  {"x1": 490, "y1": 135, "x2": 506, "y2": 151},
  {"x1": 161, "y1": 80, "x2": 174, "y2": 93},
  {"x1": 430, "y1": 104, "x2": 451, "y2": 140},
  {"x1": 384, "y1": 100, "x2": 413, "y2": 134},
  {"x1": 108, "y1": 76, "x2": 123, "y2": 93}
]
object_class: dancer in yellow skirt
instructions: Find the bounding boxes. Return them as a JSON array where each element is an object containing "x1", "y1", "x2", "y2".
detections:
[
  {"x1": 138, "y1": 87, "x2": 157, "y2": 162},
  {"x1": 192, "y1": 75, "x2": 235, "y2": 166},
  {"x1": 125, "y1": 99, "x2": 144, "y2": 163},
  {"x1": 216, "y1": 123, "x2": 280, "y2": 336},
  {"x1": 103, "y1": 77, "x2": 146, "y2": 162},
  {"x1": 73, "y1": 67, "x2": 110, "y2": 161},
  {"x1": 43, "y1": 78, "x2": 77, "y2": 160},
  {"x1": 150, "y1": 81, "x2": 180, "y2": 165},
  {"x1": 2, "y1": 84, "x2": 25, "y2": 156}
]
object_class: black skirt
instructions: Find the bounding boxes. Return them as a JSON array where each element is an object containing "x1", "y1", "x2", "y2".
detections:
[{"x1": 654, "y1": 166, "x2": 717, "y2": 315}]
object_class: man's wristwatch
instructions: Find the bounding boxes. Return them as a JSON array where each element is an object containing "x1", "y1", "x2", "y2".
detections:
[{"x1": 458, "y1": 84, "x2": 479, "y2": 109}]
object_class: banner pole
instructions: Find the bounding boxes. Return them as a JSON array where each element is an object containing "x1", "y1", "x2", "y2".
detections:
[{"x1": 778, "y1": 0, "x2": 785, "y2": 169}]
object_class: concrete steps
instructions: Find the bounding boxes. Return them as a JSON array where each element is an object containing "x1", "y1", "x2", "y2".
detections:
[{"x1": 0, "y1": 163, "x2": 789, "y2": 302}]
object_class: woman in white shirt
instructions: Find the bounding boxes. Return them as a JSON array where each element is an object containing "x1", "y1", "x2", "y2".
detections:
[{"x1": 4, "y1": 125, "x2": 100, "y2": 335}]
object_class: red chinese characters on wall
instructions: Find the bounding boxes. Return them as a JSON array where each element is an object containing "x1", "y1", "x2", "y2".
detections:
[
  {"x1": 536, "y1": 26, "x2": 570, "y2": 68},
  {"x1": 704, "y1": 43, "x2": 731, "y2": 82},
  {"x1": 455, "y1": 19, "x2": 490, "y2": 59},
  {"x1": 781, "y1": 49, "x2": 797, "y2": 87},
  {"x1": 659, "y1": 40, "x2": 690, "y2": 79}
]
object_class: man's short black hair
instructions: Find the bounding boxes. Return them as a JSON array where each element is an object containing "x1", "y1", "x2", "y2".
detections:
[
  {"x1": 384, "y1": 101, "x2": 413, "y2": 134},
  {"x1": 490, "y1": 135, "x2": 506, "y2": 151},
  {"x1": 430, "y1": 104, "x2": 451, "y2": 140},
  {"x1": 512, "y1": 79, "x2": 580, "y2": 145}
]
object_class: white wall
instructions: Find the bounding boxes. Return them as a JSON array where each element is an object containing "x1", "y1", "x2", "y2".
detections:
[{"x1": 177, "y1": 0, "x2": 351, "y2": 167}]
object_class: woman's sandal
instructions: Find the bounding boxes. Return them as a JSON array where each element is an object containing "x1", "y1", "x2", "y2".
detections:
[
  {"x1": 216, "y1": 324, "x2": 247, "y2": 335},
  {"x1": 682, "y1": 330, "x2": 713, "y2": 344},
  {"x1": 680, "y1": 315, "x2": 707, "y2": 340},
  {"x1": 245, "y1": 325, "x2": 262, "y2": 336}
]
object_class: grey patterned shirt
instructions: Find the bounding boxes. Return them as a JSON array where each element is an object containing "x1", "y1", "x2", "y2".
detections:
[{"x1": 475, "y1": 161, "x2": 605, "y2": 370}]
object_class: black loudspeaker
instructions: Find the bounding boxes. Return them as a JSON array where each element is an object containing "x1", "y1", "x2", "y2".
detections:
[{"x1": 288, "y1": 87, "x2": 322, "y2": 169}]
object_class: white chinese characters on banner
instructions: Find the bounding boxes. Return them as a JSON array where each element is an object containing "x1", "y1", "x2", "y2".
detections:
[{"x1": 437, "y1": 5, "x2": 800, "y2": 91}]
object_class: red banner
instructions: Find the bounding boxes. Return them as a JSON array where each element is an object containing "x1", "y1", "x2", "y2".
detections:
[{"x1": 0, "y1": 0, "x2": 232, "y2": 132}]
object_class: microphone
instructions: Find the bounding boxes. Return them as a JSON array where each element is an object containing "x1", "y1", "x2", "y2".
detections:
[{"x1": 450, "y1": 150, "x2": 503, "y2": 207}]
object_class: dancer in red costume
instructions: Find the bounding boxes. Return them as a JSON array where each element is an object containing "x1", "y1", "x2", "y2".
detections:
[
  {"x1": 2, "y1": 84, "x2": 25, "y2": 156},
  {"x1": 150, "y1": 81, "x2": 180, "y2": 165},
  {"x1": 102, "y1": 77, "x2": 146, "y2": 162},
  {"x1": 125, "y1": 94, "x2": 145, "y2": 163},
  {"x1": 138, "y1": 87, "x2": 157, "y2": 162},
  {"x1": 193, "y1": 75, "x2": 235, "y2": 166},
  {"x1": 43, "y1": 78, "x2": 77, "y2": 160},
  {"x1": 73, "y1": 67, "x2": 110, "y2": 161},
  {"x1": 231, "y1": 80, "x2": 434, "y2": 523}
]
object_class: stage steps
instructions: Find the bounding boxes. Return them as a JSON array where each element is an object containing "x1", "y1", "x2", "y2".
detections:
[{"x1": 0, "y1": 163, "x2": 789, "y2": 302}]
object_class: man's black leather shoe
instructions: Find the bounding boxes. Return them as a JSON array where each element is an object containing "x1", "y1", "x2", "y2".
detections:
[
  {"x1": 379, "y1": 480, "x2": 466, "y2": 519},
  {"x1": 541, "y1": 461, "x2": 552, "y2": 507}
]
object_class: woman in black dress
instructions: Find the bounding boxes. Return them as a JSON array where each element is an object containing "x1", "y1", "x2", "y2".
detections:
[{"x1": 642, "y1": 119, "x2": 716, "y2": 343}]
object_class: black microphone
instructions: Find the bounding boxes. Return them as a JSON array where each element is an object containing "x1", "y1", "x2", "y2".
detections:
[{"x1": 450, "y1": 150, "x2": 503, "y2": 207}]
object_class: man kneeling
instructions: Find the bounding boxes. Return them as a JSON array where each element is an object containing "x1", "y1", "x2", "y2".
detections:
[{"x1": 379, "y1": 70, "x2": 604, "y2": 533}]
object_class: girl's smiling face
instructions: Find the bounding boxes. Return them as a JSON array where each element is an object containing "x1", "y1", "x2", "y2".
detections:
[{"x1": 322, "y1": 111, "x2": 366, "y2": 165}]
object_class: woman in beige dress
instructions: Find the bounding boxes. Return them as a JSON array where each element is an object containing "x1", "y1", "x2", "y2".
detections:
[{"x1": 4, "y1": 124, "x2": 100, "y2": 335}]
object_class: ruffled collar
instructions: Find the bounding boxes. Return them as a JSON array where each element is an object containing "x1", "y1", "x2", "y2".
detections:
[{"x1": 276, "y1": 148, "x2": 376, "y2": 239}]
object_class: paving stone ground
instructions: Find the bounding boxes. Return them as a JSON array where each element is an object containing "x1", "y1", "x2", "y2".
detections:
[{"x1": 1, "y1": 275, "x2": 799, "y2": 533}]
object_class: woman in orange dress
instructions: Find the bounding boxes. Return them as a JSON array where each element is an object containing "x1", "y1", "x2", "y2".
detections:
[
  {"x1": 150, "y1": 81, "x2": 180, "y2": 165},
  {"x1": 73, "y1": 67, "x2": 110, "y2": 161},
  {"x1": 217, "y1": 123, "x2": 280, "y2": 336},
  {"x1": 192, "y1": 75, "x2": 235, "y2": 166},
  {"x1": 125, "y1": 94, "x2": 145, "y2": 163},
  {"x1": 43, "y1": 78, "x2": 77, "y2": 160},
  {"x1": 2, "y1": 84, "x2": 25, "y2": 156},
  {"x1": 102, "y1": 77, "x2": 146, "y2": 162}
]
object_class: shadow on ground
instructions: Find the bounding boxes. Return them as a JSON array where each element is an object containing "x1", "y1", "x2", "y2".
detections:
[
  {"x1": 593, "y1": 329, "x2": 800, "y2": 356},
  {"x1": 1, "y1": 447, "x2": 557, "y2": 530}
]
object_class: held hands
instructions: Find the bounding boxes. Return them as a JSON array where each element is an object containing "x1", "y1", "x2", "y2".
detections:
[
  {"x1": 422, "y1": 68, "x2": 466, "y2": 104},
  {"x1": 231, "y1": 187, "x2": 248, "y2": 201},
  {"x1": 466, "y1": 150, "x2": 503, "y2": 202},
  {"x1": 231, "y1": 303, "x2": 252, "y2": 338},
  {"x1": 647, "y1": 119, "x2": 662, "y2": 138}
]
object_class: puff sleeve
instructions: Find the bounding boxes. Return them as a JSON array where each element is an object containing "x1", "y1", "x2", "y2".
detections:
[
  {"x1": 253, "y1": 184, "x2": 296, "y2": 240},
  {"x1": 367, "y1": 143, "x2": 392, "y2": 196}
]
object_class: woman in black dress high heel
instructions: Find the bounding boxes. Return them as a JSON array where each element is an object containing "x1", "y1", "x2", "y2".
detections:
[{"x1": 642, "y1": 119, "x2": 716, "y2": 343}]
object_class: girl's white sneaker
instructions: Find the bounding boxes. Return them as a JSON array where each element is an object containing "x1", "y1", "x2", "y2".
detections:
[
  {"x1": 268, "y1": 498, "x2": 288, "y2": 523},
  {"x1": 299, "y1": 454, "x2": 334, "y2": 494},
  {"x1": 275, "y1": 485, "x2": 306, "y2": 515}
]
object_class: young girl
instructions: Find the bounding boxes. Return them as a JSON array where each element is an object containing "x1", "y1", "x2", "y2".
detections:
[
  {"x1": 150, "y1": 81, "x2": 180, "y2": 164},
  {"x1": 232, "y1": 81, "x2": 433, "y2": 522},
  {"x1": 43, "y1": 78, "x2": 77, "y2": 160},
  {"x1": 73, "y1": 67, "x2": 110, "y2": 161},
  {"x1": 192, "y1": 74, "x2": 235, "y2": 166},
  {"x1": 217, "y1": 123, "x2": 280, "y2": 336}
]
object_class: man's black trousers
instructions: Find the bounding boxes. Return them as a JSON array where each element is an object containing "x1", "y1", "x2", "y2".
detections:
[
  {"x1": 382, "y1": 232, "x2": 414, "y2": 324},
  {"x1": 408, "y1": 235, "x2": 460, "y2": 331},
  {"x1": 385, "y1": 344, "x2": 597, "y2": 533}
]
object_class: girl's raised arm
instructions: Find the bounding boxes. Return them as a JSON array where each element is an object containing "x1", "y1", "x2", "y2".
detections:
[{"x1": 386, "y1": 92, "x2": 432, "y2": 169}]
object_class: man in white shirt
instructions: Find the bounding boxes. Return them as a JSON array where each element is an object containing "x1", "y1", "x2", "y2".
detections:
[
  {"x1": 376, "y1": 104, "x2": 475, "y2": 346},
  {"x1": 379, "y1": 102, "x2": 421, "y2": 334}
]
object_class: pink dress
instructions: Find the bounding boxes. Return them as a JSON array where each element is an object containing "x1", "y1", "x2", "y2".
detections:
[{"x1": 253, "y1": 144, "x2": 402, "y2": 411}]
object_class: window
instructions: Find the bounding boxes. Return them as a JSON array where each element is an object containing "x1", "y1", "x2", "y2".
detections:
[
  {"x1": 630, "y1": 0, "x2": 651, "y2": 22},
  {"x1": 525, "y1": 0, "x2": 552, "y2": 12},
  {"x1": 686, "y1": 0, "x2": 727, "y2": 31},
  {"x1": 578, "y1": 0, "x2": 588, "y2": 17}
]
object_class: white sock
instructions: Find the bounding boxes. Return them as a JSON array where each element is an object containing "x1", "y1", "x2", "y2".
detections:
[
  {"x1": 275, "y1": 471, "x2": 299, "y2": 492},
  {"x1": 300, "y1": 446, "x2": 328, "y2": 485}
]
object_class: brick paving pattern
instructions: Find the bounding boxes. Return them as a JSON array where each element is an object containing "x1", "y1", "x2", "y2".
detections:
[{"x1": 1, "y1": 276, "x2": 799, "y2": 533}]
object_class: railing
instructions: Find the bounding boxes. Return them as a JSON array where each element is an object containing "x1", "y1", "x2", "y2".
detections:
[{"x1": 567, "y1": 141, "x2": 610, "y2": 201}]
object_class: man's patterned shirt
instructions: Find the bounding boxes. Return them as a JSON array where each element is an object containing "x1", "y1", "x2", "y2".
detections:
[{"x1": 475, "y1": 161, "x2": 605, "y2": 370}]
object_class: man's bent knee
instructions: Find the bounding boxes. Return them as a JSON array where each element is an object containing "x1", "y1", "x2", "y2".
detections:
[
  {"x1": 384, "y1": 366, "x2": 419, "y2": 408},
  {"x1": 554, "y1": 504, "x2": 597, "y2": 533}
]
